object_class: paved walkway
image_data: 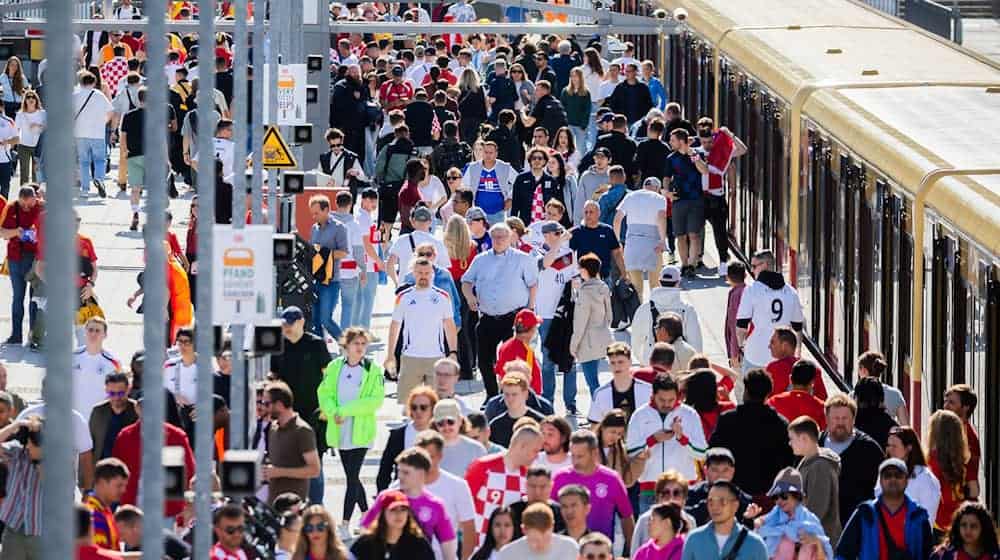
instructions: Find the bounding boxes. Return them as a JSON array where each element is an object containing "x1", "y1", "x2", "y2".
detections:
[{"x1": 962, "y1": 18, "x2": 1000, "y2": 63}]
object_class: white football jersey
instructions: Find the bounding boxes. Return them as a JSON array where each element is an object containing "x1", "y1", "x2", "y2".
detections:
[{"x1": 736, "y1": 277, "x2": 805, "y2": 366}]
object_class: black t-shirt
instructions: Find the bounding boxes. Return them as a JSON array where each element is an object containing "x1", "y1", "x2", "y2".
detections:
[
  {"x1": 120, "y1": 107, "x2": 145, "y2": 156},
  {"x1": 404, "y1": 100, "x2": 436, "y2": 147},
  {"x1": 569, "y1": 224, "x2": 620, "y2": 278},
  {"x1": 612, "y1": 381, "x2": 638, "y2": 419},
  {"x1": 350, "y1": 530, "x2": 435, "y2": 560},
  {"x1": 530, "y1": 94, "x2": 568, "y2": 139},
  {"x1": 488, "y1": 408, "x2": 545, "y2": 448},
  {"x1": 268, "y1": 333, "x2": 332, "y2": 448},
  {"x1": 511, "y1": 499, "x2": 566, "y2": 538}
]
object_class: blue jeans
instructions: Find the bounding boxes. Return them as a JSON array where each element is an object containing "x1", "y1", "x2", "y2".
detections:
[
  {"x1": 77, "y1": 137, "x2": 107, "y2": 190},
  {"x1": 485, "y1": 209, "x2": 506, "y2": 225},
  {"x1": 312, "y1": 281, "x2": 342, "y2": 340},
  {"x1": 309, "y1": 455, "x2": 325, "y2": 505},
  {"x1": 570, "y1": 125, "x2": 587, "y2": 157},
  {"x1": 579, "y1": 358, "x2": 602, "y2": 396},
  {"x1": 538, "y1": 319, "x2": 557, "y2": 404},
  {"x1": 585, "y1": 105, "x2": 599, "y2": 152},
  {"x1": 354, "y1": 270, "x2": 378, "y2": 330},
  {"x1": 7, "y1": 254, "x2": 35, "y2": 343},
  {"x1": 339, "y1": 277, "x2": 360, "y2": 329},
  {"x1": 638, "y1": 490, "x2": 656, "y2": 517}
]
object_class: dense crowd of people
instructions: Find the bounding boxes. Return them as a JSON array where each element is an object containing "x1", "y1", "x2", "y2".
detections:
[{"x1": 0, "y1": 1, "x2": 996, "y2": 560}]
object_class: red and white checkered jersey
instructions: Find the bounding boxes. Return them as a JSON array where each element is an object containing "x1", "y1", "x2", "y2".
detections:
[{"x1": 465, "y1": 453, "x2": 526, "y2": 546}]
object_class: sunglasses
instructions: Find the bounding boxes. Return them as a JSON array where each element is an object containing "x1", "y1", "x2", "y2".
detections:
[
  {"x1": 775, "y1": 492, "x2": 798, "y2": 501},
  {"x1": 256, "y1": 400, "x2": 272, "y2": 406},
  {"x1": 658, "y1": 488, "x2": 685, "y2": 498},
  {"x1": 447, "y1": 176, "x2": 462, "y2": 181},
  {"x1": 221, "y1": 525, "x2": 244, "y2": 535},
  {"x1": 436, "y1": 418, "x2": 458, "y2": 426},
  {"x1": 329, "y1": 143, "x2": 343, "y2": 148},
  {"x1": 303, "y1": 522, "x2": 329, "y2": 534},
  {"x1": 511, "y1": 70, "x2": 523, "y2": 74},
  {"x1": 106, "y1": 390, "x2": 128, "y2": 398},
  {"x1": 417, "y1": 252, "x2": 434, "y2": 257},
  {"x1": 410, "y1": 403, "x2": 431, "y2": 412}
]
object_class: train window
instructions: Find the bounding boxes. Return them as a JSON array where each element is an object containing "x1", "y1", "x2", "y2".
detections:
[
  {"x1": 840, "y1": 155, "x2": 859, "y2": 383},
  {"x1": 858, "y1": 169, "x2": 874, "y2": 356},
  {"x1": 879, "y1": 186, "x2": 900, "y2": 387},
  {"x1": 897, "y1": 209, "x2": 913, "y2": 405},
  {"x1": 930, "y1": 230, "x2": 952, "y2": 412},
  {"x1": 951, "y1": 242, "x2": 968, "y2": 384}
]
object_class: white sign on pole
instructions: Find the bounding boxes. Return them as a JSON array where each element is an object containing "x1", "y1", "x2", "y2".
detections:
[
  {"x1": 262, "y1": 64, "x2": 308, "y2": 126},
  {"x1": 212, "y1": 225, "x2": 275, "y2": 325}
]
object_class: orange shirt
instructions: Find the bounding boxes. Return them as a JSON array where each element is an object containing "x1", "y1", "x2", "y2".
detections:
[
  {"x1": 494, "y1": 337, "x2": 542, "y2": 394},
  {"x1": 99, "y1": 42, "x2": 135, "y2": 66}
]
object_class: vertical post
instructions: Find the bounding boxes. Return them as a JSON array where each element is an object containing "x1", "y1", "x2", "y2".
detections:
[
  {"x1": 194, "y1": 0, "x2": 218, "y2": 558},
  {"x1": 267, "y1": 0, "x2": 280, "y2": 229},
  {"x1": 141, "y1": 0, "x2": 169, "y2": 557},
  {"x1": 40, "y1": 0, "x2": 76, "y2": 556},
  {"x1": 230, "y1": 0, "x2": 249, "y2": 449},
  {"x1": 251, "y1": 0, "x2": 264, "y2": 223}
]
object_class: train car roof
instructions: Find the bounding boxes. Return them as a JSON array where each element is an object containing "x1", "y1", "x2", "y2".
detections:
[{"x1": 805, "y1": 85, "x2": 1000, "y2": 253}]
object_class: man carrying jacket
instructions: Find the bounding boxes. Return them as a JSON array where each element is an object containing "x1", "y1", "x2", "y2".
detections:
[{"x1": 834, "y1": 459, "x2": 932, "y2": 560}]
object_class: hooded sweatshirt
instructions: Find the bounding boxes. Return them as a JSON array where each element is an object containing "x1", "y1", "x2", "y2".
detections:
[
  {"x1": 630, "y1": 286, "x2": 703, "y2": 365},
  {"x1": 798, "y1": 448, "x2": 843, "y2": 545},
  {"x1": 735, "y1": 269, "x2": 805, "y2": 367}
]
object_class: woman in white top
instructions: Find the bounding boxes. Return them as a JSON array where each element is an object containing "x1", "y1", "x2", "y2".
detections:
[
  {"x1": 510, "y1": 63, "x2": 535, "y2": 112},
  {"x1": 875, "y1": 425, "x2": 941, "y2": 523},
  {"x1": 0, "y1": 56, "x2": 29, "y2": 118},
  {"x1": 14, "y1": 90, "x2": 46, "y2": 184},
  {"x1": 553, "y1": 127, "x2": 581, "y2": 177},
  {"x1": 613, "y1": 177, "x2": 668, "y2": 299},
  {"x1": 579, "y1": 48, "x2": 609, "y2": 152}
]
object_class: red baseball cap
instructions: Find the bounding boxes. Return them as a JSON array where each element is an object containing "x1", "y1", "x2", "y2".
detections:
[
  {"x1": 515, "y1": 309, "x2": 541, "y2": 332},
  {"x1": 377, "y1": 490, "x2": 410, "y2": 511}
]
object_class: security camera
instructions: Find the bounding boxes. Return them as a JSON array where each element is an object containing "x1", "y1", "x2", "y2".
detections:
[
  {"x1": 673, "y1": 7, "x2": 688, "y2": 21},
  {"x1": 653, "y1": 8, "x2": 668, "y2": 19}
]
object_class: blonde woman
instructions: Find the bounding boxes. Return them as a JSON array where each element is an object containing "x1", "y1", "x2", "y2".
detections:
[
  {"x1": 458, "y1": 67, "x2": 487, "y2": 143},
  {"x1": 0, "y1": 56, "x2": 29, "y2": 118},
  {"x1": 560, "y1": 67, "x2": 591, "y2": 155},
  {"x1": 444, "y1": 214, "x2": 479, "y2": 375},
  {"x1": 292, "y1": 505, "x2": 350, "y2": 560},
  {"x1": 14, "y1": 90, "x2": 45, "y2": 184}
]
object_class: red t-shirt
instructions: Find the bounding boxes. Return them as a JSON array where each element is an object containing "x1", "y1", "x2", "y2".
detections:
[
  {"x1": 448, "y1": 244, "x2": 477, "y2": 283},
  {"x1": 964, "y1": 420, "x2": 981, "y2": 479},
  {"x1": 379, "y1": 80, "x2": 414, "y2": 108},
  {"x1": 877, "y1": 502, "x2": 908, "y2": 560},
  {"x1": 765, "y1": 356, "x2": 828, "y2": 401},
  {"x1": 0, "y1": 200, "x2": 41, "y2": 261},
  {"x1": 766, "y1": 390, "x2": 827, "y2": 429},
  {"x1": 928, "y1": 451, "x2": 969, "y2": 529},
  {"x1": 494, "y1": 338, "x2": 542, "y2": 394},
  {"x1": 112, "y1": 421, "x2": 196, "y2": 518},
  {"x1": 632, "y1": 365, "x2": 666, "y2": 385}
]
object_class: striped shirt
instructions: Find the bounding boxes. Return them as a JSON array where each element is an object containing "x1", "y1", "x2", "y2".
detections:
[
  {"x1": 0, "y1": 441, "x2": 43, "y2": 535},
  {"x1": 84, "y1": 492, "x2": 118, "y2": 550}
]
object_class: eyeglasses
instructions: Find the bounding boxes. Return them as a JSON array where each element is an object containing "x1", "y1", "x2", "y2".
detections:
[
  {"x1": 410, "y1": 403, "x2": 431, "y2": 412},
  {"x1": 329, "y1": 143, "x2": 343, "y2": 148},
  {"x1": 417, "y1": 252, "x2": 434, "y2": 257},
  {"x1": 176, "y1": 338, "x2": 193, "y2": 346},
  {"x1": 303, "y1": 522, "x2": 329, "y2": 534},
  {"x1": 106, "y1": 390, "x2": 127, "y2": 398},
  {"x1": 436, "y1": 418, "x2": 458, "y2": 426},
  {"x1": 256, "y1": 400, "x2": 272, "y2": 406},
  {"x1": 221, "y1": 525, "x2": 244, "y2": 535},
  {"x1": 658, "y1": 488, "x2": 685, "y2": 499},
  {"x1": 447, "y1": 176, "x2": 462, "y2": 181}
]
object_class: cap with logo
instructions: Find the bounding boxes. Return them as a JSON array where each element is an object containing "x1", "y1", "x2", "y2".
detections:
[
  {"x1": 878, "y1": 458, "x2": 908, "y2": 477},
  {"x1": 767, "y1": 466, "x2": 804, "y2": 497},
  {"x1": 593, "y1": 147, "x2": 612, "y2": 158},
  {"x1": 514, "y1": 309, "x2": 541, "y2": 332}
]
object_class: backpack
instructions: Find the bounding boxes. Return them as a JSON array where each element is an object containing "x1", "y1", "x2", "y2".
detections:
[
  {"x1": 649, "y1": 300, "x2": 687, "y2": 346},
  {"x1": 434, "y1": 141, "x2": 472, "y2": 179}
]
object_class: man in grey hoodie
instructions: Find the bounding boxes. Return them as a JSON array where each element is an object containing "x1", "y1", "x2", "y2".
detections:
[
  {"x1": 574, "y1": 147, "x2": 611, "y2": 224},
  {"x1": 788, "y1": 415, "x2": 842, "y2": 545}
]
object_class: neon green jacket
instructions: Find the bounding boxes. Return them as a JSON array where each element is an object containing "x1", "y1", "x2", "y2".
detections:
[{"x1": 316, "y1": 356, "x2": 385, "y2": 449}]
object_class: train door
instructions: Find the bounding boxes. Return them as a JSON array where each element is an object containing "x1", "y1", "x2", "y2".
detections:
[
  {"x1": 699, "y1": 43, "x2": 713, "y2": 118},
  {"x1": 896, "y1": 203, "x2": 914, "y2": 406},
  {"x1": 838, "y1": 155, "x2": 862, "y2": 383},
  {"x1": 759, "y1": 94, "x2": 774, "y2": 252},
  {"x1": 951, "y1": 240, "x2": 969, "y2": 385},
  {"x1": 770, "y1": 103, "x2": 786, "y2": 269},
  {"x1": 858, "y1": 171, "x2": 874, "y2": 358},
  {"x1": 879, "y1": 183, "x2": 902, "y2": 388},
  {"x1": 983, "y1": 265, "x2": 999, "y2": 515},
  {"x1": 684, "y1": 34, "x2": 699, "y2": 119},
  {"x1": 929, "y1": 227, "x2": 956, "y2": 412},
  {"x1": 668, "y1": 34, "x2": 683, "y2": 101},
  {"x1": 747, "y1": 85, "x2": 762, "y2": 257}
]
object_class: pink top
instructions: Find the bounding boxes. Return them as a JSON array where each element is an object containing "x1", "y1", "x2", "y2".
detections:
[
  {"x1": 361, "y1": 489, "x2": 456, "y2": 545},
  {"x1": 551, "y1": 465, "x2": 633, "y2": 539},
  {"x1": 634, "y1": 536, "x2": 685, "y2": 560}
]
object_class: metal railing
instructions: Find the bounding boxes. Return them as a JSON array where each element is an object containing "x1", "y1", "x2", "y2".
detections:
[
  {"x1": 860, "y1": 0, "x2": 900, "y2": 16},
  {"x1": 905, "y1": 0, "x2": 964, "y2": 43}
]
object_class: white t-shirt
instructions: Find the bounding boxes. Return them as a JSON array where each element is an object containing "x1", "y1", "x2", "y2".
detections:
[
  {"x1": 73, "y1": 86, "x2": 113, "y2": 139},
  {"x1": 337, "y1": 363, "x2": 365, "y2": 449},
  {"x1": 0, "y1": 116, "x2": 16, "y2": 163},
  {"x1": 334, "y1": 212, "x2": 363, "y2": 280},
  {"x1": 192, "y1": 137, "x2": 236, "y2": 179},
  {"x1": 14, "y1": 110, "x2": 45, "y2": 148},
  {"x1": 420, "y1": 176, "x2": 448, "y2": 206},
  {"x1": 618, "y1": 190, "x2": 667, "y2": 227},
  {"x1": 355, "y1": 208, "x2": 378, "y2": 272},
  {"x1": 389, "y1": 230, "x2": 451, "y2": 277},
  {"x1": 72, "y1": 347, "x2": 124, "y2": 415},
  {"x1": 392, "y1": 286, "x2": 454, "y2": 358},
  {"x1": 163, "y1": 358, "x2": 199, "y2": 404},
  {"x1": 532, "y1": 452, "x2": 572, "y2": 472},
  {"x1": 535, "y1": 246, "x2": 576, "y2": 320},
  {"x1": 735, "y1": 277, "x2": 806, "y2": 366},
  {"x1": 714, "y1": 531, "x2": 730, "y2": 553},
  {"x1": 17, "y1": 403, "x2": 93, "y2": 454},
  {"x1": 426, "y1": 470, "x2": 477, "y2": 530},
  {"x1": 446, "y1": 2, "x2": 477, "y2": 22},
  {"x1": 497, "y1": 534, "x2": 579, "y2": 560}
]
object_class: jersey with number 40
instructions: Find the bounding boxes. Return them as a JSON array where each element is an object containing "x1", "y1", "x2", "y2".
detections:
[{"x1": 736, "y1": 275, "x2": 805, "y2": 367}]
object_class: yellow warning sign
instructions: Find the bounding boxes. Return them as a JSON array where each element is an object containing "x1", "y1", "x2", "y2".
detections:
[{"x1": 261, "y1": 126, "x2": 298, "y2": 169}]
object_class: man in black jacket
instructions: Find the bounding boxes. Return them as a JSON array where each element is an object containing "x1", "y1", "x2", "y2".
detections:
[
  {"x1": 607, "y1": 63, "x2": 654, "y2": 126},
  {"x1": 404, "y1": 89, "x2": 438, "y2": 154},
  {"x1": 431, "y1": 121, "x2": 472, "y2": 181},
  {"x1": 684, "y1": 448, "x2": 757, "y2": 527},
  {"x1": 521, "y1": 81, "x2": 568, "y2": 141},
  {"x1": 634, "y1": 119, "x2": 670, "y2": 181},
  {"x1": 267, "y1": 306, "x2": 332, "y2": 505},
  {"x1": 511, "y1": 148, "x2": 557, "y2": 224},
  {"x1": 709, "y1": 369, "x2": 795, "y2": 501},
  {"x1": 582, "y1": 115, "x2": 638, "y2": 183},
  {"x1": 819, "y1": 394, "x2": 885, "y2": 527},
  {"x1": 486, "y1": 109, "x2": 524, "y2": 171},
  {"x1": 330, "y1": 64, "x2": 370, "y2": 161}
]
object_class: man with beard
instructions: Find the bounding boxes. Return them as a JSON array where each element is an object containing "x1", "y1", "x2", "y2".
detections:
[
  {"x1": 330, "y1": 64, "x2": 369, "y2": 161},
  {"x1": 818, "y1": 394, "x2": 884, "y2": 528},
  {"x1": 263, "y1": 381, "x2": 321, "y2": 504}
]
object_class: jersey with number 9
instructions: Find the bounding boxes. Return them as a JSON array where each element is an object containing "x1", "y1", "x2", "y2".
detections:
[{"x1": 735, "y1": 274, "x2": 805, "y2": 367}]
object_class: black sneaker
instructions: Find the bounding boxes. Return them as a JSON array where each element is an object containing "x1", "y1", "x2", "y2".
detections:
[
  {"x1": 130, "y1": 212, "x2": 139, "y2": 231},
  {"x1": 118, "y1": 182, "x2": 127, "y2": 194},
  {"x1": 168, "y1": 174, "x2": 179, "y2": 198},
  {"x1": 2, "y1": 337, "x2": 22, "y2": 346},
  {"x1": 94, "y1": 180, "x2": 107, "y2": 198},
  {"x1": 682, "y1": 265, "x2": 696, "y2": 278},
  {"x1": 28, "y1": 341, "x2": 42, "y2": 352}
]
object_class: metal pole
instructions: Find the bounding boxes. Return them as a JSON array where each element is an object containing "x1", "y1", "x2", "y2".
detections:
[
  {"x1": 267, "y1": 0, "x2": 279, "y2": 228},
  {"x1": 40, "y1": 0, "x2": 75, "y2": 556},
  {"x1": 194, "y1": 0, "x2": 218, "y2": 557},
  {"x1": 251, "y1": 0, "x2": 264, "y2": 223},
  {"x1": 140, "y1": 0, "x2": 169, "y2": 556},
  {"x1": 230, "y1": 0, "x2": 249, "y2": 448}
]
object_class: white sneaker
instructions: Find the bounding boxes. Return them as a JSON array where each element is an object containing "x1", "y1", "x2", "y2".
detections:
[
  {"x1": 718, "y1": 262, "x2": 728, "y2": 277},
  {"x1": 337, "y1": 523, "x2": 353, "y2": 543}
]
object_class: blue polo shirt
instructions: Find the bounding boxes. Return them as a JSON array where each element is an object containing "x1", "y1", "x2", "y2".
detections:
[
  {"x1": 664, "y1": 151, "x2": 704, "y2": 201},
  {"x1": 570, "y1": 223, "x2": 620, "y2": 278}
]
